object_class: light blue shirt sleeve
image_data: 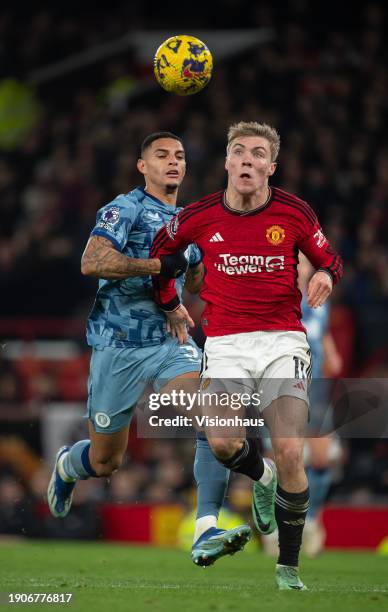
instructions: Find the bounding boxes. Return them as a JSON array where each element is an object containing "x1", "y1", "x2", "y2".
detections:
[
  {"x1": 91, "y1": 194, "x2": 139, "y2": 251},
  {"x1": 188, "y1": 243, "x2": 202, "y2": 268}
]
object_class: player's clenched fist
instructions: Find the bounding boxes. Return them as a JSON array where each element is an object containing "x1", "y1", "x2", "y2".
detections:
[
  {"x1": 307, "y1": 270, "x2": 333, "y2": 308},
  {"x1": 165, "y1": 304, "x2": 194, "y2": 344}
]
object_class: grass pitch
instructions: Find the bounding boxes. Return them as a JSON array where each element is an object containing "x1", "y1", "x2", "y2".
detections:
[{"x1": 0, "y1": 540, "x2": 387, "y2": 611}]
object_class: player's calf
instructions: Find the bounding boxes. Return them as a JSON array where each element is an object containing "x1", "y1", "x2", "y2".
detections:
[
  {"x1": 272, "y1": 439, "x2": 309, "y2": 573},
  {"x1": 87, "y1": 423, "x2": 129, "y2": 476},
  {"x1": 89, "y1": 452, "x2": 123, "y2": 477}
]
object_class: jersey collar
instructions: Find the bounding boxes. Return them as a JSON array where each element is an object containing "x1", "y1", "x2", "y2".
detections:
[
  {"x1": 222, "y1": 187, "x2": 274, "y2": 216},
  {"x1": 138, "y1": 186, "x2": 179, "y2": 210}
]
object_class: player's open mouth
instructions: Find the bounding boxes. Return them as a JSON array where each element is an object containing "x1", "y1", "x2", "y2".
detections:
[{"x1": 240, "y1": 173, "x2": 252, "y2": 179}]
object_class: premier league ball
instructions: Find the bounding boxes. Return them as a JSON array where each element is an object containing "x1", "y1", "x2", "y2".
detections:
[{"x1": 154, "y1": 35, "x2": 213, "y2": 96}]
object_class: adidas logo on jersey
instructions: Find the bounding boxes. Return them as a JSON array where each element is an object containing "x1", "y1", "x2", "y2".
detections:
[{"x1": 209, "y1": 232, "x2": 224, "y2": 242}]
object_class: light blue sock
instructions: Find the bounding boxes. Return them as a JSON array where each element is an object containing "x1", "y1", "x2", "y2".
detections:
[
  {"x1": 62, "y1": 440, "x2": 97, "y2": 480},
  {"x1": 194, "y1": 436, "x2": 230, "y2": 519},
  {"x1": 307, "y1": 466, "x2": 331, "y2": 519}
]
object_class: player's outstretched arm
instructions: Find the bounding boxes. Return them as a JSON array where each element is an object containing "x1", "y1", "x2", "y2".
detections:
[{"x1": 81, "y1": 235, "x2": 161, "y2": 279}]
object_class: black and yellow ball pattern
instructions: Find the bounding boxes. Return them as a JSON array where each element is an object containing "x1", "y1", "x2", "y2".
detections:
[{"x1": 154, "y1": 35, "x2": 213, "y2": 96}]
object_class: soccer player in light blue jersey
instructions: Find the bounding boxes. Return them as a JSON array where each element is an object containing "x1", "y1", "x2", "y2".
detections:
[{"x1": 47, "y1": 132, "x2": 250, "y2": 564}]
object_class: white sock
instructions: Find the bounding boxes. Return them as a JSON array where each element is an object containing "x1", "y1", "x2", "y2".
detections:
[
  {"x1": 194, "y1": 515, "x2": 217, "y2": 543},
  {"x1": 258, "y1": 458, "x2": 274, "y2": 486},
  {"x1": 57, "y1": 453, "x2": 76, "y2": 483}
]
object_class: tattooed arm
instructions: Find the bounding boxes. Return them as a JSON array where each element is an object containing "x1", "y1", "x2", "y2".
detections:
[{"x1": 81, "y1": 236, "x2": 161, "y2": 279}]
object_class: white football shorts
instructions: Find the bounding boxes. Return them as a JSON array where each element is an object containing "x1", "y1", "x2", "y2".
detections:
[{"x1": 201, "y1": 330, "x2": 311, "y2": 411}]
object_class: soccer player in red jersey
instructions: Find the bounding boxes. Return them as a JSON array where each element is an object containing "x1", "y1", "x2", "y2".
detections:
[{"x1": 150, "y1": 121, "x2": 343, "y2": 590}]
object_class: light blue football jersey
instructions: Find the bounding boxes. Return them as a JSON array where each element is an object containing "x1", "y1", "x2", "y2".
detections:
[
  {"x1": 301, "y1": 297, "x2": 329, "y2": 378},
  {"x1": 86, "y1": 187, "x2": 202, "y2": 348}
]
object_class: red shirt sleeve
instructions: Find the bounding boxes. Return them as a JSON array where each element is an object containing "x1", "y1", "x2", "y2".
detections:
[
  {"x1": 150, "y1": 209, "x2": 194, "y2": 310},
  {"x1": 298, "y1": 221, "x2": 343, "y2": 284}
]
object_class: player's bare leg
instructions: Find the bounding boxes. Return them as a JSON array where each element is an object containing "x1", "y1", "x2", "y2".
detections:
[
  {"x1": 88, "y1": 423, "x2": 130, "y2": 476},
  {"x1": 159, "y1": 372, "x2": 200, "y2": 412},
  {"x1": 265, "y1": 396, "x2": 309, "y2": 590}
]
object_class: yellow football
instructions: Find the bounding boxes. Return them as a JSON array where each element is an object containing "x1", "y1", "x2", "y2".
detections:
[{"x1": 154, "y1": 35, "x2": 213, "y2": 96}]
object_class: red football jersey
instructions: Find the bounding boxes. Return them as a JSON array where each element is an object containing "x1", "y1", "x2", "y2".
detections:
[{"x1": 151, "y1": 187, "x2": 343, "y2": 337}]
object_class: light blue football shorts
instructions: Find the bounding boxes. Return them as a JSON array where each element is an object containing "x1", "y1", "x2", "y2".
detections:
[{"x1": 87, "y1": 336, "x2": 201, "y2": 433}]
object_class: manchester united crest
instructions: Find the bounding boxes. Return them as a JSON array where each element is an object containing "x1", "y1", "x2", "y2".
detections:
[{"x1": 266, "y1": 225, "x2": 285, "y2": 245}]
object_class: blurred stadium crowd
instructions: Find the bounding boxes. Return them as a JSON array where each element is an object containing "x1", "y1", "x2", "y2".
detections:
[{"x1": 1, "y1": 1, "x2": 388, "y2": 538}]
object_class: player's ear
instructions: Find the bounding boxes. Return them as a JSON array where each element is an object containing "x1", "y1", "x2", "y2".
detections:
[
  {"x1": 268, "y1": 162, "x2": 277, "y2": 176},
  {"x1": 137, "y1": 158, "x2": 146, "y2": 176},
  {"x1": 225, "y1": 155, "x2": 229, "y2": 171}
]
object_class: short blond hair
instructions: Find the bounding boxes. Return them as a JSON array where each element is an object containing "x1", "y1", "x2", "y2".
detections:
[{"x1": 227, "y1": 121, "x2": 280, "y2": 162}]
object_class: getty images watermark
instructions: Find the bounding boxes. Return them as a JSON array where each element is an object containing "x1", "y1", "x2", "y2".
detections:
[
  {"x1": 135, "y1": 378, "x2": 388, "y2": 439},
  {"x1": 145, "y1": 389, "x2": 265, "y2": 429}
]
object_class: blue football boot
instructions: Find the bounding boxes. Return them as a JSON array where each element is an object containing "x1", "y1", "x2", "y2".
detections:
[{"x1": 47, "y1": 446, "x2": 76, "y2": 518}]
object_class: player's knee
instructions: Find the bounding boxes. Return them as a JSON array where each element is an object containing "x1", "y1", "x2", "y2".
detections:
[{"x1": 275, "y1": 445, "x2": 304, "y2": 476}]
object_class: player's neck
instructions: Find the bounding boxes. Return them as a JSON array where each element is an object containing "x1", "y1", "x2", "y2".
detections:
[
  {"x1": 225, "y1": 185, "x2": 271, "y2": 212},
  {"x1": 144, "y1": 185, "x2": 178, "y2": 206}
]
